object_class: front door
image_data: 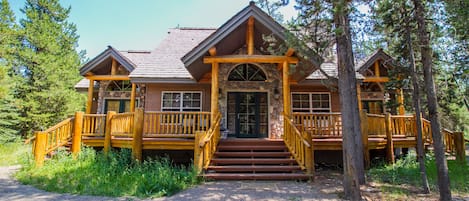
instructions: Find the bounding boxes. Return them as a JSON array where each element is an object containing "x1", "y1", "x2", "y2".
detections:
[{"x1": 227, "y1": 92, "x2": 268, "y2": 138}]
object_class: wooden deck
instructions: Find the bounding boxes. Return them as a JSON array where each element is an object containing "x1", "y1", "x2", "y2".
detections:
[{"x1": 32, "y1": 109, "x2": 466, "y2": 178}]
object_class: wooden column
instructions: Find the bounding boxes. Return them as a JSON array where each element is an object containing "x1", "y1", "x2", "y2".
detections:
[
  {"x1": 374, "y1": 61, "x2": 380, "y2": 77},
  {"x1": 194, "y1": 131, "x2": 204, "y2": 174},
  {"x1": 385, "y1": 113, "x2": 395, "y2": 163},
  {"x1": 397, "y1": 88, "x2": 405, "y2": 115},
  {"x1": 211, "y1": 62, "x2": 219, "y2": 124},
  {"x1": 111, "y1": 58, "x2": 117, "y2": 75},
  {"x1": 132, "y1": 108, "x2": 144, "y2": 161},
  {"x1": 247, "y1": 17, "x2": 254, "y2": 55},
  {"x1": 130, "y1": 83, "x2": 136, "y2": 112},
  {"x1": 34, "y1": 131, "x2": 47, "y2": 167},
  {"x1": 71, "y1": 111, "x2": 84, "y2": 158},
  {"x1": 454, "y1": 132, "x2": 466, "y2": 163},
  {"x1": 86, "y1": 79, "x2": 94, "y2": 114},
  {"x1": 357, "y1": 83, "x2": 363, "y2": 111},
  {"x1": 104, "y1": 111, "x2": 116, "y2": 154},
  {"x1": 282, "y1": 61, "x2": 291, "y2": 117},
  {"x1": 304, "y1": 131, "x2": 314, "y2": 177},
  {"x1": 360, "y1": 110, "x2": 370, "y2": 168}
]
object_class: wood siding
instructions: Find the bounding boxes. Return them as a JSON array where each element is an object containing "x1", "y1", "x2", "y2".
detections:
[{"x1": 291, "y1": 84, "x2": 341, "y2": 112}]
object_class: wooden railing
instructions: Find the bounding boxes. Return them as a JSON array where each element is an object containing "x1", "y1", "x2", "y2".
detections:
[
  {"x1": 421, "y1": 118, "x2": 432, "y2": 144},
  {"x1": 194, "y1": 113, "x2": 220, "y2": 172},
  {"x1": 292, "y1": 113, "x2": 342, "y2": 138},
  {"x1": 390, "y1": 115, "x2": 416, "y2": 137},
  {"x1": 110, "y1": 112, "x2": 134, "y2": 138},
  {"x1": 144, "y1": 111, "x2": 210, "y2": 138},
  {"x1": 366, "y1": 114, "x2": 387, "y2": 138},
  {"x1": 82, "y1": 114, "x2": 106, "y2": 137},
  {"x1": 283, "y1": 115, "x2": 314, "y2": 175}
]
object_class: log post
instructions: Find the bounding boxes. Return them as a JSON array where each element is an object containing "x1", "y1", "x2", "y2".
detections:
[
  {"x1": 304, "y1": 131, "x2": 314, "y2": 178},
  {"x1": 357, "y1": 83, "x2": 362, "y2": 111},
  {"x1": 71, "y1": 111, "x2": 84, "y2": 158},
  {"x1": 130, "y1": 83, "x2": 136, "y2": 112},
  {"x1": 385, "y1": 113, "x2": 395, "y2": 163},
  {"x1": 132, "y1": 108, "x2": 144, "y2": 161},
  {"x1": 194, "y1": 131, "x2": 204, "y2": 173},
  {"x1": 104, "y1": 111, "x2": 116, "y2": 154},
  {"x1": 247, "y1": 17, "x2": 255, "y2": 55},
  {"x1": 454, "y1": 132, "x2": 466, "y2": 163},
  {"x1": 34, "y1": 131, "x2": 47, "y2": 167},
  {"x1": 397, "y1": 88, "x2": 405, "y2": 115},
  {"x1": 282, "y1": 61, "x2": 290, "y2": 117},
  {"x1": 86, "y1": 79, "x2": 94, "y2": 114},
  {"x1": 210, "y1": 62, "x2": 219, "y2": 125},
  {"x1": 360, "y1": 110, "x2": 370, "y2": 169}
]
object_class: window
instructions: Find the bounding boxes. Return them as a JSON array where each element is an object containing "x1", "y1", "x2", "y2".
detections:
[
  {"x1": 162, "y1": 92, "x2": 202, "y2": 111},
  {"x1": 228, "y1": 63, "x2": 266, "y2": 81},
  {"x1": 104, "y1": 99, "x2": 131, "y2": 113},
  {"x1": 292, "y1": 93, "x2": 331, "y2": 113}
]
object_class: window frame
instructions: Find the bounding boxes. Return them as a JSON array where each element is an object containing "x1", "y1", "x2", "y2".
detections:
[
  {"x1": 291, "y1": 92, "x2": 331, "y2": 113},
  {"x1": 161, "y1": 91, "x2": 203, "y2": 112}
]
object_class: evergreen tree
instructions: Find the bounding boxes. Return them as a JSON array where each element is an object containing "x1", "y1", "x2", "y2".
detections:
[
  {"x1": 0, "y1": 0, "x2": 21, "y2": 142},
  {"x1": 15, "y1": 0, "x2": 83, "y2": 137}
]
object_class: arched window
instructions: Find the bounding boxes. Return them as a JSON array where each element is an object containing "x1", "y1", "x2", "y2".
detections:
[{"x1": 228, "y1": 63, "x2": 266, "y2": 81}]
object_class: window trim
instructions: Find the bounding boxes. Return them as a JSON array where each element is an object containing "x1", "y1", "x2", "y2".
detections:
[
  {"x1": 291, "y1": 92, "x2": 331, "y2": 113},
  {"x1": 228, "y1": 63, "x2": 267, "y2": 81},
  {"x1": 161, "y1": 91, "x2": 203, "y2": 112}
]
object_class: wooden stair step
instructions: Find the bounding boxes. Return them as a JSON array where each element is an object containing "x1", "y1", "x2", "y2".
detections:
[
  {"x1": 217, "y1": 145, "x2": 287, "y2": 151},
  {"x1": 207, "y1": 165, "x2": 302, "y2": 172},
  {"x1": 211, "y1": 158, "x2": 296, "y2": 165},
  {"x1": 203, "y1": 173, "x2": 310, "y2": 180},
  {"x1": 214, "y1": 151, "x2": 291, "y2": 158},
  {"x1": 218, "y1": 139, "x2": 285, "y2": 146}
]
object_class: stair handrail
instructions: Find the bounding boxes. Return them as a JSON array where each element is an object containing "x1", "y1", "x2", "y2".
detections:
[
  {"x1": 283, "y1": 114, "x2": 314, "y2": 175},
  {"x1": 194, "y1": 112, "x2": 221, "y2": 172}
]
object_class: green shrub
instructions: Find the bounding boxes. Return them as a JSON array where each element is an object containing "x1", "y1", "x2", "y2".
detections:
[
  {"x1": 16, "y1": 147, "x2": 201, "y2": 198},
  {"x1": 369, "y1": 151, "x2": 469, "y2": 194}
]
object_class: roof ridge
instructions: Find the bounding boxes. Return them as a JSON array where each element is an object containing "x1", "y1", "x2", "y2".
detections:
[{"x1": 172, "y1": 27, "x2": 217, "y2": 30}]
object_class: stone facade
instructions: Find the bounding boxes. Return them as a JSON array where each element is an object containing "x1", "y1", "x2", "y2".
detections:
[{"x1": 217, "y1": 62, "x2": 284, "y2": 139}]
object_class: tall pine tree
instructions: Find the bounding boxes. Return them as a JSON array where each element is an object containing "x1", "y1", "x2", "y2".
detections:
[
  {"x1": 0, "y1": 0, "x2": 20, "y2": 142},
  {"x1": 16, "y1": 0, "x2": 83, "y2": 137}
]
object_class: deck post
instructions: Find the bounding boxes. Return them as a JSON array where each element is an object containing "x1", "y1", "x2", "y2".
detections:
[
  {"x1": 132, "y1": 108, "x2": 144, "y2": 161},
  {"x1": 130, "y1": 83, "x2": 136, "y2": 112},
  {"x1": 71, "y1": 111, "x2": 84, "y2": 158},
  {"x1": 104, "y1": 111, "x2": 116, "y2": 154},
  {"x1": 34, "y1": 131, "x2": 47, "y2": 167},
  {"x1": 210, "y1": 61, "x2": 219, "y2": 126},
  {"x1": 454, "y1": 132, "x2": 466, "y2": 163},
  {"x1": 304, "y1": 131, "x2": 314, "y2": 178},
  {"x1": 194, "y1": 131, "x2": 204, "y2": 173},
  {"x1": 385, "y1": 113, "x2": 395, "y2": 163},
  {"x1": 360, "y1": 110, "x2": 370, "y2": 169},
  {"x1": 357, "y1": 83, "x2": 362, "y2": 111},
  {"x1": 397, "y1": 88, "x2": 405, "y2": 115}
]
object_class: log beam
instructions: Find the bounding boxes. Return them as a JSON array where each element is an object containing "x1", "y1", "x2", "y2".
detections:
[
  {"x1": 85, "y1": 75, "x2": 130, "y2": 81},
  {"x1": 247, "y1": 17, "x2": 254, "y2": 55},
  {"x1": 86, "y1": 79, "x2": 94, "y2": 114},
  {"x1": 204, "y1": 55, "x2": 298, "y2": 64},
  {"x1": 362, "y1": 77, "x2": 389, "y2": 82}
]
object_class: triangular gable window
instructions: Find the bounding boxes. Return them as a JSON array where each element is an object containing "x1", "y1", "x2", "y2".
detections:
[{"x1": 228, "y1": 63, "x2": 266, "y2": 81}]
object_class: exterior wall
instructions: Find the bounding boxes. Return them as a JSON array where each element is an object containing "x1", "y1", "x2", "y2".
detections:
[
  {"x1": 218, "y1": 63, "x2": 284, "y2": 139},
  {"x1": 144, "y1": 83, "x2": 211, "y2": 111}
]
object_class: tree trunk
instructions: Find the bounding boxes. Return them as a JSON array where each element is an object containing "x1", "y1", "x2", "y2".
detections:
[
  {"x1": 333, "y1": 1, "x2": 364, "y2": 200},
  {"x1": 403, "y1": 4, "x2": 430, "y2": 193},
  {"x1": 412, "y1": 0, "x2": 451, "y2": 199}
]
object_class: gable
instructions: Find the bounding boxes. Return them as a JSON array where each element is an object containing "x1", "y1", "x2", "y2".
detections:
[{"x1": 80, "y1": 46, "x2": 136, "y2": 76}]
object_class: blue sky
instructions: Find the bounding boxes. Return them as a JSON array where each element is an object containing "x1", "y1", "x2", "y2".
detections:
[{"x1": 9, "y1": 0, "x2": 296, "y2": 59}]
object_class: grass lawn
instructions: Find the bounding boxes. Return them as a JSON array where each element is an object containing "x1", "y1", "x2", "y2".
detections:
[
  {"x1": 368, "y1": 152, "x2": 469, "y2": 199},
  {"x1": 0, "y1": 142, "x2": 30, "y2": 166},
  {"x1": 15, "y1": 148, "x2": 201, "y2": 198}
]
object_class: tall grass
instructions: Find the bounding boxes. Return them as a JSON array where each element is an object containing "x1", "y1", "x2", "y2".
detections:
[
  {"x1": 16, "y1": 147, "x2": 201, "y2": 198},
  {"x1": 0, "y1": 142, "x2": 30, "y2": 166},
  {"x1": 369, "y1": 152, "x2": 469, "y2": 194}
]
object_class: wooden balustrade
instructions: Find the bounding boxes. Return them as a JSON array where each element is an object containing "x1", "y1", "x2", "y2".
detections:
[
  {"x1": 110, "y1": 112, "x2": 134, "y2": 137},
  {"x1": 390, "y1": 115, "x2": 416, "y2": 137},
  {"x1": 143, "y1": 111, "x2": 210, "y2": 137},
  {"x1": 442, "y1": 129, "x2": 455, "y2": 154},
  {"x1": 421, "y1": 118, "x2": 432, "y2": 144},
  {"x1": 292, "y1": 113, "x2": 342, "y2": 138},
  {"x1": 283, "y1": 115, "x2": 314, "y2": 176},
  {"x1": 366, "y1": 114, "x2": 386, "y2": 138},
  {"x1": 42, "y1": 118, "x2": 74, "y2": 154},
  {"x1": 194, "y1": 112, "x2": 220, "y2": 172},
  {"x1": 82, "y1": 114, "x2": 106, "y2": 137}
]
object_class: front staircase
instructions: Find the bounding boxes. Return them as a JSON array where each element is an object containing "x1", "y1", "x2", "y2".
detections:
[{"x1": 203, "y1": 138, "x2": 311, "y2": 180}]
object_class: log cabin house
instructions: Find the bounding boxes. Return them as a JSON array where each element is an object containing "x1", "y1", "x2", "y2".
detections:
[{"x1": 33, "y1": 2, "x2": 465, "y2": 180}]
